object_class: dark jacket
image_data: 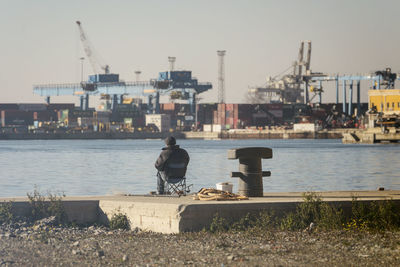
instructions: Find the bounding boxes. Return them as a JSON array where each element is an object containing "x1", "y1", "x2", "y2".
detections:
[{"x1": 155, "y1": 145, "x2": 190, "y2": 172}]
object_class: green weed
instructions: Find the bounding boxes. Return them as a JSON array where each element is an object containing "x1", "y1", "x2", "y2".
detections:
[
  {"x1": 348, "y1": 197, "x2": 400, "y2": 231},
  {"x1": 26, "y1": 187, "x2": 67, "y2": 224},
  {"x1": 280, "y1": 192, "x2": 344, "y2": 231},
  {"x1": 109, "y1": 213, "x2": 130, "y2": 230},
  {"x1": 205, "y1": 192, "x2": 400, "y2": 233},
  {"x1": 208, "y1": 213, "x2": 229, "y2": 233},
  {"x1": 0, "y1": 201, "x2": 13, "y2": 224}
]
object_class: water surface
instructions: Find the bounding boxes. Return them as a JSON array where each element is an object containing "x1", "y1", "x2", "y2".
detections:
[{"x1": 0, "y1": 139, "x2": 399, "y2": 197}]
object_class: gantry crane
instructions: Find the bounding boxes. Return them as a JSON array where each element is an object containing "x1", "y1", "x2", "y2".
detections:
[{"x1": 33, "y1": 22, "x2": 212, "y2": 116}]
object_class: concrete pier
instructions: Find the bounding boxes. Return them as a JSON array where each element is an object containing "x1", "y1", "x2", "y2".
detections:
[
  {"x1": 342, "y1": 127, "x2": 400, "y2": 144},
  {"x1": 2, "y1": 190, "x2": 400, "y2": 233},
  {"x1": 184, "y1": 129, "x2": 345, "y2": 140}
]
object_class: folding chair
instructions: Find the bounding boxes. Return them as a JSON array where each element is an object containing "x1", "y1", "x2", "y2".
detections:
[{"x1": 157, "y1": 162, "x2": 192, "y2": 196}]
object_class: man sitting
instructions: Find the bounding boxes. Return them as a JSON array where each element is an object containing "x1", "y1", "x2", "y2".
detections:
[{"x1": 154, "y1": 136, "x2": 190, "y2": 195}]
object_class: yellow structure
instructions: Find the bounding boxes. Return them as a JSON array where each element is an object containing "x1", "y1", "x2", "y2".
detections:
[{"x1": 369, "y1": 89, "x2": 400, "y2": 114}]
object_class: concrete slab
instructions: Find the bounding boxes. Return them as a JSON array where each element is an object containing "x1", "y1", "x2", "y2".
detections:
[{"x1": 2, "y1": 190, "x2": 400, "y2": 233}]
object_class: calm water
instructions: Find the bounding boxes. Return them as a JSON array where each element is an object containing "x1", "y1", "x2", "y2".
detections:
[{"x1": 0, "y1": 139, "x2": 399, "y2": 197}]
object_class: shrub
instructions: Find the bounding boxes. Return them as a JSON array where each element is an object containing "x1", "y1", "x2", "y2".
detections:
[
  {"x1": 317, "y1": 202, "x2": 344, "y2": 230},
  {"x1": 109, "y1": 213, "x2": 130, "y2": 230},
  {"x1": 349, "y1": 197, "x2": 400, "y2": 231},
  {"x1": 208, "y1": 213, "x2": 229, "y2": 233},
  {"x1": 27, "y1": 187, "x2": 67, "y2": 224},
  {"x1": 206, "y1": 192, "x2": 399, "y2": 233},
  {"x1": 0, "y1": 201, "x2": 13, "y2": 224},
  {"x1": 280, "y1": 212, "x2": 299, "y2": 231}
]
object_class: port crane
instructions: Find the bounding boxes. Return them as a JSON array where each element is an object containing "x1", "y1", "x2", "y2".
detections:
[
  {"x1": 76, "y1": 21, "x2": 110, "y2": 74},
  {"x1": 249, "y1": 41, "x2": 327, "y2": 104},
  {"x1": 249, "y1": 41, "x2": 400, "y2": 118},
  {"x1": 33, "y1": 21, "x2": 212, "y2": 116}
]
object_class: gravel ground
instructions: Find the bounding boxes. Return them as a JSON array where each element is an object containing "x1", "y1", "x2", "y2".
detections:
[{"x1": 1, "y1": 221, "x2": 400, "y2": 266}]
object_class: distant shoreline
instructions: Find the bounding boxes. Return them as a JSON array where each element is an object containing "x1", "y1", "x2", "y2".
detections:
[{"x1": 0, "y1": 129, "x2": 351, "y2": 140}]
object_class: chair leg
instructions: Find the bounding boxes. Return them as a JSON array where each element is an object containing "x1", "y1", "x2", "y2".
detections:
[{"x1": 163, "y1": 178, "x2": 189, "y2": 196}]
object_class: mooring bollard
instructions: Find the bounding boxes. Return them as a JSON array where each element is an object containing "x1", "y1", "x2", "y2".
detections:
[{"x1": 228, "y1": 147, "x2": 272, "y2": 197}]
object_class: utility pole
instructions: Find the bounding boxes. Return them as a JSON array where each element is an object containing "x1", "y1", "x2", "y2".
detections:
[
  {"x1": 134, "y1": 70, "x2": 141, "y2": 82},
  {"x1": 217, "y1": 50, "x2": 226, "y2": 103},
  {"x1": 168, "y1": 57, "x2": 176, "y2": 71}
]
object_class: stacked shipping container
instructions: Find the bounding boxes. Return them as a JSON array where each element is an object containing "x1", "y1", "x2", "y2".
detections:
[
  {"x1": 214, "y1": 103, "x2": 284, "y2": 129},
  {"x1": 0, "y1": 103, "x2": 76, "y2": 127}
]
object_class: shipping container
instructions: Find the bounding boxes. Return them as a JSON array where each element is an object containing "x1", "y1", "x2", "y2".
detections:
[
  {"x1": 203, "y1": 124, "x2": 212, "y2": 132},
  {"x1": 170, "y1": 71, "x2": 192, "y2": 82},
  {"x1": 145, "y1": 114, "x2": 171, "y2": 132},
  {"x1": 238, "y1": 104, "x2": 254, "y2": 127},
  {"x1": 69, "y1": 109, "x2": 95, "y2": 118},
  {"x1": 1, "y1": 110, "x2": 34, "y2": 126},
  {"x1": 161, "y1": 103, "x2": 176, "y2": 111},
  {"x1": 196, "y1": 103, "x2": 217, "y2": 125},
  {"x1": 214, "y1": 103, "x2": 240, "y2": 129},
  {"x1": 96, "y1": 111, "x2": 111, "y2": 124},
  {"x1": 132, "y1": 117, "x2": 145, "y2": 127},
  {"x1": 0, "y1": 104, "x2": 19, "y2": 110},
  {"x1": 77, "y1": 117, "x2": 93, "y2": 127},
  {"x1": 58, "y1": 110, "x2": 69, "y2": 122},
  {"x1": 88, "y1": 74, "x2": 119, "y2": 83},
  {"x1": 1, "y1": 110, "x2": 5, "y2": 127},
  {"x1": 212, "y1": 124, "x2": 225, "y2": 132},
  {"x1": 47, "y1": 103, "x2": 75, "y2": 111},
  {"x1": 36, "y1": 110, "x2": 58, "y2": 121},
  {"x1": 18, "y1": 103, "x2": 47, "y2": 111}
]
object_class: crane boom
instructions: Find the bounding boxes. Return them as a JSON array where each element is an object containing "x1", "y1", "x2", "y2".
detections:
[{"x1": 76, "y1": 21, "x2": 110, "y2": 74}]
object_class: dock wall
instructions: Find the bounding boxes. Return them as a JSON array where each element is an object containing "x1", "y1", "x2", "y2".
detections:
[
  {"x1": 342, "y1": 128, "x2": 400, "y2": 144},
  {"x1": 184, "y1": 129, "x2": 346, "y2": 140},
  {"x1": 2, "y1": 191, "x2": 400, "y2": 233}
]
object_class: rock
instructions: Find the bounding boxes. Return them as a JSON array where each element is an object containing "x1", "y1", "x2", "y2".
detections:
[
  {"x1": 20, "y1": 233, "x2": 28, "y2": 239},
  {"x1": 4, "y1": 232, "x2": 16, "y2": 238},
  {"x1": 261, "y1": 244, "x2": 271, "y2": 250},
  {"x1": 122, "y1": 254, "x2": 128, "y2": 262},
  {"x1": 72, "y1": 241, "x2": 79, "y2": 247},
  {"x1": 227, "y1": 255, "x2": 235, "y2": 261},
  {"x1": 131, "y1": 227, "x2": 141, "y2": 233},
  {"x1": 94, "y1": 250, "x2": 104, "y2": 257},
  {"x1": 72, "y1": 249, "x2": 78, "y2": 255},
  {"x1": 35, "y1": 216, "x2": 57, "y2": 227},
  {"x1": 304, "y1": 222, "x2": 315, "y2": 233}
]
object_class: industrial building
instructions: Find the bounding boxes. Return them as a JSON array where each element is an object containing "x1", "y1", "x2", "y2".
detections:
[{"x1": 369, "y1": 89, "x2": 400, "y2": 114}]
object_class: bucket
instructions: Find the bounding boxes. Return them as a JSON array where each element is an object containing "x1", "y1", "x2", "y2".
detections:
[{"x1": 216, "y1": 182, "x2": 233, "y2": 193}]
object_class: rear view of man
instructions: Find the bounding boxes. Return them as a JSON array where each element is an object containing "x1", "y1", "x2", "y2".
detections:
[{"x1": 155, "y1": 136, "x2": 190, "y2": 194}]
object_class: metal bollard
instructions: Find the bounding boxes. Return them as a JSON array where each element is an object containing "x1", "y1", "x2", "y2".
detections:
[{"x1": 228, "y1": 147, "x2": 272, "y2": 197}]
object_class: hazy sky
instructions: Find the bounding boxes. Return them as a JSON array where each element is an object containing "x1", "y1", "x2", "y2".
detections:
[{"x1": 1, "y1": 0, "x2": 399, "y2": 106}]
